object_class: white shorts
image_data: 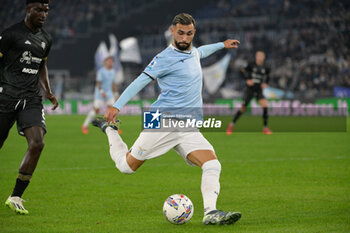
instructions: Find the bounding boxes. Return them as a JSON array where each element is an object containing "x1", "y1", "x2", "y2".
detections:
[
  {"x1": 93, "y1": 97, "x2": 115, "y2": 109},
  {"x1": 129, "y1": 130, "x2": 215, "y2": 166}
]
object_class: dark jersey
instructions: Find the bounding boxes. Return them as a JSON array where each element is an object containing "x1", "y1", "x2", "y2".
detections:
[
  {"x1": 241, "y1": 62, "x2": 270, "y2": 90},
  {"x1": 0, "y1": 21, "x2": 52, "y2": 99}
]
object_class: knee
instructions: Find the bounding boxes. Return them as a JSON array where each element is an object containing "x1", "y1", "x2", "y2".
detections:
[
  {"x1": 28, "y1": 139, "x2": 45, "y2": 153},
  {"x1": 202, "y1": 159, "x2": 221, "y2": 173}
]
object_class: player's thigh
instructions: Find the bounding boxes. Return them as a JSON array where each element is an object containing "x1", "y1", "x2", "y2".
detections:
[
  {"x1": 174, "y1": 131, "x2": 216, "y2": 167},
  {"x1": 242, "y1": 88, "x2": 254, "y2": 107},
  {"x1": 0, "y1": 112, "x2": 17, "y2": 145},
  {"x1": 129, "y1": 131, "x2": 180, "y2": 161},
  {"x1": 16, "y1": 99, "x2": 46, "y2": 136}
]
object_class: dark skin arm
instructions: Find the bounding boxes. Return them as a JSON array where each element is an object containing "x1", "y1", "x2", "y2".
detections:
[{"x1": 39, "y1": 59, "x2": 58, "y2": 110}]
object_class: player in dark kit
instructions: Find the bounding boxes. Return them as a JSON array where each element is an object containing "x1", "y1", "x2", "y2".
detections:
[
  {"x1": 226, "y1": 51, "x2": 272, "y2": 135},
  {"x1": 0, "y1": 0, "x2": 58, "y2": 214}
]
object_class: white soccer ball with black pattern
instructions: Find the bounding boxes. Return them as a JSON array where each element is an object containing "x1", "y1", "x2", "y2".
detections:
[{"x1": 163, "y1": 194, "x2": 194, "y2": 224}]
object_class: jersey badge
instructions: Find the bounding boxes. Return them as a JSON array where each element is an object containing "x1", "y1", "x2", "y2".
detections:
[{"x1": 146, "y1": 59, "x2": 157, "y2": 70}]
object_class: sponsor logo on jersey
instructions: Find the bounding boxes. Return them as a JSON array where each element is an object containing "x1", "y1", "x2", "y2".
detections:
[
  {"x1": 22, "y1": 68, "x2": 38, "y2": 74},
  {"x1": 19, "y1": 51, "x2": 42, "y2": 64},
  {"x1": 25, "y1": 40, "x2": 32, "y2": 45},
  {"x1": 20, "y1": 51, "x2": 32, "y2": 64}
]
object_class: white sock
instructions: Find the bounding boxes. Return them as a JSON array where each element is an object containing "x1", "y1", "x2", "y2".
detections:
[
  {"x1": 83, "y1": 110, "x2": 96, "y2": 127},
  {"x1": 201, "y1": 159, "x2": 221, "y2": 215},
  {"x1": 105, "y1": 127, "x2": 134, "y2": 174}
]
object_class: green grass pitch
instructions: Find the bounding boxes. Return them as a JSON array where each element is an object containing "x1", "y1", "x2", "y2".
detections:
[{"x1": 1, "y1": 115, "x2": 349, "y2": 232}]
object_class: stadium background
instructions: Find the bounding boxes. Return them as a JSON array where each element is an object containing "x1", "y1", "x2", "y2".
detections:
[
  {"x1": 1, "y1": 0, "x2": 349, "y2": 104},
  {"x1": 1, "y1": 0, "x2": 349, "y2": 232}
]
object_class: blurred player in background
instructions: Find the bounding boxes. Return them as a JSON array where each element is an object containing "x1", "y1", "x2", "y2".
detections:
[
  {"x1": 0, "y1": 0, "x2": 58, "y2": 215},
  {"x1": 81, "y1": 56, "x2": 118, "y2": 134},
  {"x1": 226, "y1": 51, "x2": 272, "y2": 135},
  {"x1": 93, "y1": 13, "x2": 242, "y2": 225}
]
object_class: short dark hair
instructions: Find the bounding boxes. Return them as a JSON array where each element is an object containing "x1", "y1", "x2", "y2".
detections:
[
  {"x1": 26, "y1": 0, "x2": 50, "y2": 5},
  {"x1": 172, "y1": 13, "x2": 196, "y2": 28}
]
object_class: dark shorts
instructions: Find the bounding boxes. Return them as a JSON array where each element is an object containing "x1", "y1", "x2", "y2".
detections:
[
  {"x1": 242, "y1": 87, "x2": 265, "y2": 107},
  {"x1": 0, "y1": 96, "x2": 46, "y2": 143}
]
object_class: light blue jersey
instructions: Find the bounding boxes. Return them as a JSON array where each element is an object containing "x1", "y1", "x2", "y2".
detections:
[
  {"x1": 113, "y1": 42, "x2": 225, "y2": 112},
  {"x1": 94, "y1": 67, "x2": 116, "y2": 100},
  {"x1": 145, "y1": 44, "x2": 203, "y2": 108}
]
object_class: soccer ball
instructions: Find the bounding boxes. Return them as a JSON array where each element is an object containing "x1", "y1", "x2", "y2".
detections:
[{"x1": 163, "y1": 194, "x2": 194, "y2": 224}]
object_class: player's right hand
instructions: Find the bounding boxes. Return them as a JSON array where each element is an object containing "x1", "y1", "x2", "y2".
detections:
[
  {"x1": 246, "y1": 79, "x2": 254, "y2": 86},
  {"x1": 46, "y1": 92, "x2": 59, "y2": 110},
  {"x1": 101, "y1": 92, "x2": 107, "y2": 98},
  {"x1": 104, "y1": 106, "x2": 120, "y2": 124}
]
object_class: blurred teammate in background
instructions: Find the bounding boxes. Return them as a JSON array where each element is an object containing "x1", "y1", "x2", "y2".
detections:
[
  {"x1": 226, "y1": 51, "x2": 272, "y2": 135},
  {"x1": 0, "y1": 0, "x2": 58, "y2": 215},
  {"x1": 81, "y1": 56, "x2": 118, "y2": 134},
  {"x1": 93, "y1": 13, "x2": 242, "y2": 225}
]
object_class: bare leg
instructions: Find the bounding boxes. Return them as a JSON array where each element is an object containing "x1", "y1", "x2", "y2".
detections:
[{"x1": 11, "y1": 126, "x2": 45, "y2": 198}]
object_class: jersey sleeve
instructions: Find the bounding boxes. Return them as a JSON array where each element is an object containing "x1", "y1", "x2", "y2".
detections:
[
  {"x1": 0, "y1": 29, "x2": 13, "y2": 59},
  {"x1": 42, "y1": 36, "x2": 52, "y2": 61},
  {"x1": 197, "y1": 42, "x2": 225, "y2": 59},
  {"x1": 113, "y1": 72, "x2": 153, "y2": 110},
  {"x1": 143, "y1": 55, "x2": 170, "y2": 79}
]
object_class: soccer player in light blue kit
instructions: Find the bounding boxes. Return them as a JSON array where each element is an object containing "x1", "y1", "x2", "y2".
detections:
[
  {"x1": 93, "y1": 13, "x2": 241, "y2": 225},
  {"x1": 82, "y1": 56, "x2": 118, "y2": 134}
]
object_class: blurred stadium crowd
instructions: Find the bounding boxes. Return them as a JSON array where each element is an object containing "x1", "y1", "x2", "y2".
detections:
[
  {"x1": 1, "y1": 0, "x2": 349, "y2": 100},
  {"x1": 195, "y1": 0, "x2": 350, "y2": 98}
]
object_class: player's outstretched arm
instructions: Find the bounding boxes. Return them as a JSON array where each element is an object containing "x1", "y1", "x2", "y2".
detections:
[
  {"x1": 198, "y1": 39, "x2": 240, "y2": 59},
  {"x1": 105, "y1": 73, "x2": 152, "y2": 123},
  {"x1": 39, "y1": 61, "x2": 58, "y2": 110}
]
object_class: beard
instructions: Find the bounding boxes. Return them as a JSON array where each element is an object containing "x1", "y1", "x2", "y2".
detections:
[{"x1": 174, "y1": 40, "x2": 191, "y2": 51}]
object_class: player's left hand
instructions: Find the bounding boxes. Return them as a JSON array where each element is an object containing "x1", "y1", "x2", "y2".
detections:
[
  {"x1": 223, "y1": 39, "x2": 240, "y2": 49},
  {"x1": 46, "y1": 92, "x2": 58, "y2": 110}
]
